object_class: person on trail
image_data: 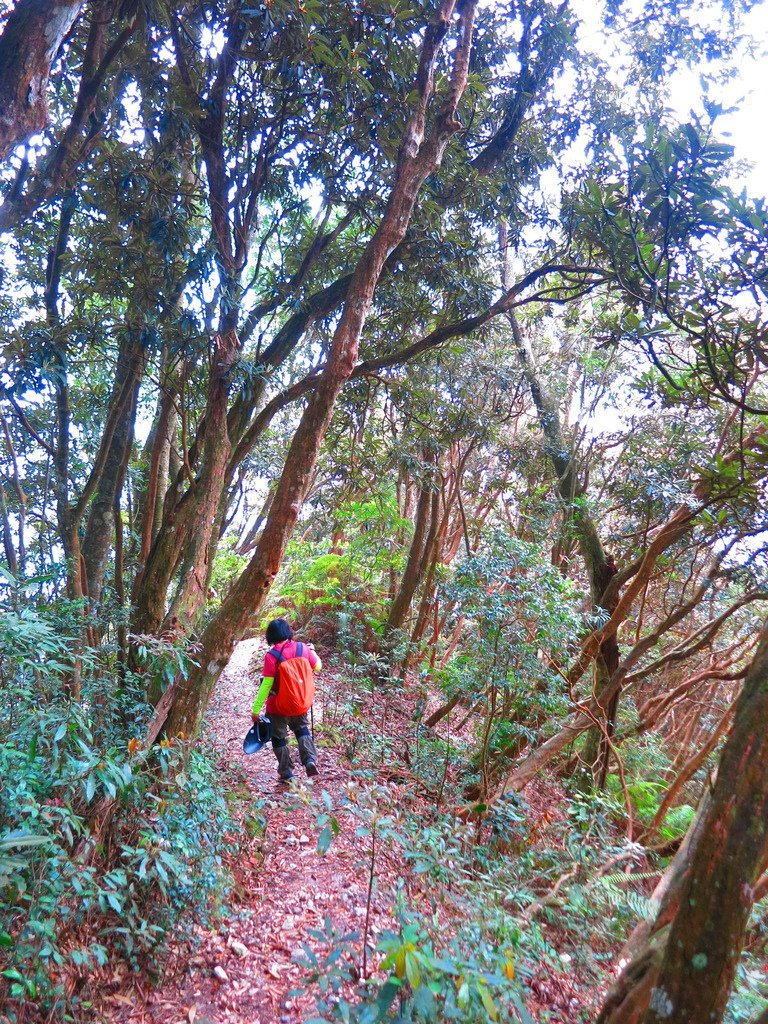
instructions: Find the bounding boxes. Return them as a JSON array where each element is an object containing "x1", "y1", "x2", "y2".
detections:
[{"x1": 251, "y1": 618, "x2": 321, "y2": 783}]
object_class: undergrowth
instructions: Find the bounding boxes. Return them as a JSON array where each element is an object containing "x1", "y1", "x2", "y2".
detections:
[
  {"x1": 298, "y1": 653, "x2": 766, "y2": 1024},
  {"x1": 0, "y1": 600, "x2": 235, "y2": 1022}
]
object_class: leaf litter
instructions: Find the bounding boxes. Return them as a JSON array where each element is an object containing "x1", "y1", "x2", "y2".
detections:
[{"x1": 99, "y1": 637, "x2": 595, "y2": 1023}]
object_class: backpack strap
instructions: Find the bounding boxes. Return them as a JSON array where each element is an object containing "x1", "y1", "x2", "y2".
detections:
[
  {"x1": 297, "y1": 642, "x2": 304, "y2": 657},
  {"x1": 269, "y1": 642, "x2": 290, "y2": 692}
]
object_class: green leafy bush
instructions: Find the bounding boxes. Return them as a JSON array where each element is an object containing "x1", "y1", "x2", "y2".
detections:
[
  {"x1": 0, "y1": 602, "x2": 235, "y2": 1020},
  {"x1": 300, "y1": 904, "x2": 533, "y2": 1024},
  {"x1": 605, "y1": 773, "x2": 696, "y2": 841},
  {"x1": 439, "y1": 533, "x2": 582, "y2": 710},
  {"x1": 271, "y1": 489, "x2": 410, "y2": 632}
]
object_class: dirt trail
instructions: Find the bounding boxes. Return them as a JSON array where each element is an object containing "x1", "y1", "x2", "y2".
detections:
[
  {"x1": 102, "y1": 641, "x2": 592, "y2": 1024},
  {"x1": 113, "y1": 640, "x2": 392, "y2": 1024}
]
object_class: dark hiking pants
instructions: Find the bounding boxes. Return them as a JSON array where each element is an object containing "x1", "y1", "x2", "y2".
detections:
[{"x1": 270, "y1": 712, "x2": 316, "y2": 779}]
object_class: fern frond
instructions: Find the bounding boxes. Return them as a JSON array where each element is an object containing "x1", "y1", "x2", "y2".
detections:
[{"x1": 596, "y1": 871, "x2": 660, "y2": 887}]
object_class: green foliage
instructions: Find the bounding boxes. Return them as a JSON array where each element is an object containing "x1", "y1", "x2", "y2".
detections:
[
  {"x1": 725, "y1": 891, "x2": 768, "y2": 1021},
  {"x1": 207, "y1": 537, "x2": 249, "y2": 614},
  {"x1": 435, "y1": 533, "x2": 582, "y2": 765},
  {"x1": 443, "y1": 532, "x2": 581, "y2": 687},
  {"x1": 273, "y1": 489, "x2": 409, "y2": 631},
  {"x1": 300, "y1": 901, "x2": 532, "y2": 1024},
  {"x1": 605, "y1": 774, "x2": 695, "y2": 842},
  {"x1": 659, "y1": 804, "x2": 695, "y2": 842},
  {"x1": 296, "y1": 779, "x2": 549, "y2": 1023},
  {"x1": 0, "y1": 603, "x2": 235, "y2": 1019},
  {"x1": 0, "y1": 596, "x2": 79, "y2": 691},
  {"x1": 130, "y1": 629, "x2": 201, "y2": 702},
  {"x1": 606, "y1": 775, "x2": 663, "y2": 822},
  {"x1": 593, "y1": 873, "x2": 658, "y2": 922}
]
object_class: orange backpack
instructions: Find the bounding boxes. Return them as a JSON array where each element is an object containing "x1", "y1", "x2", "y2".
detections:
[{"x1": 270, "y1": 642, "x2": 315, "y2": 716}]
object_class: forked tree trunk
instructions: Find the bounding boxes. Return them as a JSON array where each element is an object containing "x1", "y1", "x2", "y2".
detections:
[
  {"x1": 598, "y1": 618, "x2": 768, "y2": 1024},
  {"x1": 383, "y1": 452, "x2": 438, "y2": 642},
  {"x1": 512, "y1": 311, "x2": 619, "y2": 786},
  {"x1": 387, "y1": 483, "x2": 432, "y2": 630},
  {"x1": 163, "y1": 327, "x2": 239, "y2": 632}
]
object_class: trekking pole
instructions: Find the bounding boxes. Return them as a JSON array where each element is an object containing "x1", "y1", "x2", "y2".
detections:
[{"x1": 310, "y1": 703, "x2": 315, "y2": 740}]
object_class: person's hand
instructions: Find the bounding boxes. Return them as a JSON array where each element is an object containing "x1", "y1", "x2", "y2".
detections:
[{"x1": 252, "y1": 712, "x2": 262, "y2": 724}]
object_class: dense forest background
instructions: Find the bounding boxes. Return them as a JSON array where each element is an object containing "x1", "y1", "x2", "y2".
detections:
[{"x1": 1, "y1": 0, "x2": 768, "y2": 1021}]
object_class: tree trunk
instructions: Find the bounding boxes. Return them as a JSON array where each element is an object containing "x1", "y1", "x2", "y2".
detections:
[
  {"x1": 113, "y1": 491, "x2": 127, "y2": 672},
  {"x1": 238, "y1": 480, "x2": 276, "y2": 555},
  {"x1": 512, "y1": 310, "x2": 620, "y2": 786},
  {"x1": 598, "y1": 618, "x2": 768, "y2": 1024},
  {"x1": 0, "y1": 483, "x2": 18, "y2": 574},
  {"x1": 410, "y1": 484, "x2": 446, "y2": 639},
  {"x1": 0, "y1": 0, "x2": 85, "y2": 160},
  {"x1": 491, "y1": 427, "x2": 765, "y2": 800},
  {"x1": 83, "y1": 335, "x2": 146, "y2": 606},
  {"x1": 383, "y1": 452, "x2": 437, "y2": 641},
  {"x1": 163, "y1": 324, "x2": 238, "y2": 632}
]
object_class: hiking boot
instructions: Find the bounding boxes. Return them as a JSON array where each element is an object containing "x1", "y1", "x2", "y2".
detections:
[
  {"x1": 305, "y1": 761, "x2": 319, "y2": 778},
  {"x1": 278, "y1": 774, "x2": 294, "y2": 785}
]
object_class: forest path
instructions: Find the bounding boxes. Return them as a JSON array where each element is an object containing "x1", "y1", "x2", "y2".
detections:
[{"x1": 116, "y1": 639, "x2": 393, "y2": 1024}]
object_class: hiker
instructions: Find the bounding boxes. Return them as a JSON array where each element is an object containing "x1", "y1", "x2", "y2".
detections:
[{"x1": 251, "y1": 618, "x2": 321, "y2": 783}]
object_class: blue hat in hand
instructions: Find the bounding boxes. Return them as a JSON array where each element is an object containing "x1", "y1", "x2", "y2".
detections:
[{"x1": 243, "y1": 717, "x2": 272, "y2": 754}]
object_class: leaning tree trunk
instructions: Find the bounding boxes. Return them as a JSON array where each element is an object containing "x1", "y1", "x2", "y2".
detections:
[
  {"x1": 82, "y1": 334, "x2": 146, "y2": 606},
  {"x1": 598, "y1": 618, "x2": 768, "y2": 1024},
  {"x1": 155, "y1": 0, "x2": 478, "y2": 740}
]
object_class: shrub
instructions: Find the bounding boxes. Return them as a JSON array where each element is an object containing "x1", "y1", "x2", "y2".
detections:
[{"x1": 0, "y1": 602, "x2": 235, "y2": 1020}]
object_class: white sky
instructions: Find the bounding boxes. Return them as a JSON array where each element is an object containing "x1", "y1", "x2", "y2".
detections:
[{"x1": 713, "y1": 3, "x2": 768, "y2": 196}]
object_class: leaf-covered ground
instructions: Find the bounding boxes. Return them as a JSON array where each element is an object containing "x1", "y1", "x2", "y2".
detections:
[
  {"x1": 102, "y1": 640, "x2": 593, "y2": 1023},
  {"x1": 104, "y1": 640, "x2": 402, "y2": 1023}
]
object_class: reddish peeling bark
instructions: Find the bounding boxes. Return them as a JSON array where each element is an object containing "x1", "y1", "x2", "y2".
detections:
[
  {"x1": 159, "y1": 0, "x2": 478, "y2": 739},
  {"x1": 0, "y1": 1, "x2": 138, "y2": 234},
  {"x1": 128, "y1": 4, "x2": 573, "y2": 642},
  {"x1": 131, "y1": 323, "x2": 239, "y2": 638},
  {"x1": 641, "y1": 618, "x2": 768, "y2": 1023},
  {"x1": 493, "y1": 427, "x2": 767, "y2": 797},
  {"x1": 164, "y1": 325, "x2": 239, "y2": 631},
  {"x1": 0, "y1": 0, "x2": 84, "y2": 161}
]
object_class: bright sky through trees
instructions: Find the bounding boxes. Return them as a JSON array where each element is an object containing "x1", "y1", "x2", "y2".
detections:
[
  {"x1": 717, "y1": 4, "x2": 768, "y2": 196},
  {"x1": 575, "y1": 0, "x2": 768, "y2": 196}
]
